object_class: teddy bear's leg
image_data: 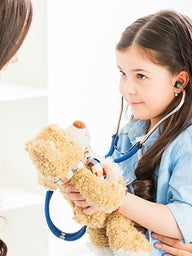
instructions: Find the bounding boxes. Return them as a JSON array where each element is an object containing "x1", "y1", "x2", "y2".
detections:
[
  {"x1": 106, "y1": 212, "x2": 152, "y2": 256},
  {"x1": 69, "y1": 201, "x2": 109, "y2": 228},
  {"x1": 87, "y1": 226, "x2": 109, "y2": 248},
  {"x1": 86, "y1": 227, "x2": 114, "y2": 256}
]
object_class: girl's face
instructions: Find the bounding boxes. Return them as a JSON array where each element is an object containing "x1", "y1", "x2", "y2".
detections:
[{"x1": 116, "y1": 47, "x2": 176, "y2": 128}]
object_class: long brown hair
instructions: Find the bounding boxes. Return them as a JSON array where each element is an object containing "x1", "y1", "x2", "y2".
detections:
[
  {"x1": 116, "y1": 10, "x2": 192, "y2": 201},
  {"x1": 0, "y1": 1, "x2": 33, "y2": 255},
  {"x1": 0, "y1": 0, "x2": 33, "y2": 70}
]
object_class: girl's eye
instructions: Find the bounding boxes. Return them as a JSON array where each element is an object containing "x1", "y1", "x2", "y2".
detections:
[
  {"x1": 137, "y1": 73, "x2": 146, "y2": 80},
  {"x1": 120, "y1": 70, "x2": 126, "y2": 77}
]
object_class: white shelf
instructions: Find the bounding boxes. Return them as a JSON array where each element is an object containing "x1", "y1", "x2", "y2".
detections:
[
  {"x1": 0, "y1": 187, "x2": 45, "y2": 211},
  {"x1": 0, "y1": 84, "x2": 48, "y2": 102},
  {"x1": 1, "y1": 201, "x2": 49, "y2": 256}
]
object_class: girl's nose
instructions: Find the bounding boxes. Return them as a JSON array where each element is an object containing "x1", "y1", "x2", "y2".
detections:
[{"x1": 120, "y1": 79, "x2": 136, "y2": 96}]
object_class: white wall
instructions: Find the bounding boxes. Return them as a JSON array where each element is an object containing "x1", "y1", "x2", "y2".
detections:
[{"x1": 47, "y1": 1, "x2": 192, "y2": 255}]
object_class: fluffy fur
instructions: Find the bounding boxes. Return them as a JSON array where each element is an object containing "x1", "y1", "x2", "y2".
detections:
[{"x1": 25, "y1": 120, "x2": 152, "y2": 255}]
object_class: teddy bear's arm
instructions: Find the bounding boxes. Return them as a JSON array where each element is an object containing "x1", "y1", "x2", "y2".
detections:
[{"x1": 69, "y1": 166, "x2": 126, "y2": 213}]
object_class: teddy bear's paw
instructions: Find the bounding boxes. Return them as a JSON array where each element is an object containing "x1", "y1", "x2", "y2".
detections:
[{"x1": 113, "y1": 249, "x2": 151, "y2": 256}]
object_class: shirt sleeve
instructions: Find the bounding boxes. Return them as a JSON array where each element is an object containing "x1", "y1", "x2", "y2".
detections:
[{"x1": 166, "y1": 131, "x2": 192, "y2": 243}]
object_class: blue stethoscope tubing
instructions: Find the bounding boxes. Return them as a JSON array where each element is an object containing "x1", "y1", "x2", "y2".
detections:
[
  {"x1": 45, "y1": 190, "x2": 87, "y2": 241},
  {"x1": 44, "y1": 91, "x2": 185, "y2": 241},
  {"x1": 105, "y1": 135, "x2": 142, "y2": 163}
]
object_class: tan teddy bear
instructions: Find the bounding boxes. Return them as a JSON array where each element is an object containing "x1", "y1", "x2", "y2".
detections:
[{"x1": 25, "y1": 120, "x2": 152, "y2": 256}]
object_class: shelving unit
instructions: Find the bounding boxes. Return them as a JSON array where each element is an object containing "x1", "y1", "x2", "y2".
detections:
[
  {"x1": 0, "y1": 1, "x2": 49, "y2": 255},
  {"x1": 0, "y1": 84, "x2": 47, "y2": 101}
]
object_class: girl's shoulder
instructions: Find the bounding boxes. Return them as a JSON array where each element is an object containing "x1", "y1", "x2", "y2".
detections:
[
  {"x1": 167, "y1": 124, "x2": 192, "y2": 156},
  {"x1": 174, "y1": 124, "x2": 192, "y2": 143}
]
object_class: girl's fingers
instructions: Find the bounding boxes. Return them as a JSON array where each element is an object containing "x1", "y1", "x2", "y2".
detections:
[
  {"x1": 83, "y1": 206, "x2": 98, "y2": 215},
  {"x1": 155, "y1": 242, "x2": 192, "y2": 256},
  {"x1": 103, "y1": 164, "x2": 117, "y2": 183},
  {"x1": 65, "y1": 186, "x2": 94, "y2": 209},
  {"x1": 66, "y1": 191, "x2": 84, "y2": 201},
  {"x1": 74, "y1": 199, "x2": 90, "y2": 208},
  {"x1": 65, "y1": 184, "x2": 98, "y2": 214},
  {"x1": 65, "y1": 185, "x2": 78, "y2": 192}
]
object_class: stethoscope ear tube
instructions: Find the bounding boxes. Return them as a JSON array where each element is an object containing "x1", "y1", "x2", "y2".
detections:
[
  {"x1": 44, "y1": 190, "x2": 86, "y2": 241},
  {"x1": 105, "y1": 96, "x2": 124, "y2": 158},
  {"x1": 105, "y1": 134, "x2": 117, "y2": 158}
]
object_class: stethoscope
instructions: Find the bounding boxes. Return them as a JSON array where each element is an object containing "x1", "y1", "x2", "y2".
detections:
[{"x1": 44, "y1": 90, "x2": 186, "y2": 241}]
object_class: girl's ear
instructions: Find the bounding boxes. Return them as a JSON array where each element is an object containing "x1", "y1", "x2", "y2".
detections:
[{"x1": 176, "y1": 71, "x2": 189, "y2": 89}]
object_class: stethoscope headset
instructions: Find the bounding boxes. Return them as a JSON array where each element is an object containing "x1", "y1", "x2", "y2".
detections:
[{"x1": 45, "y1": 84, "x2": 186, "y2": 241}]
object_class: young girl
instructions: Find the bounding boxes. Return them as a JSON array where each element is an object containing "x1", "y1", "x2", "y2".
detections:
[
  {"x1": 66, "y1": 10, "x2": 192, "y2": 255},
  {"x1": 0, "y1": 0, "x2": 32, "y2": 255}
]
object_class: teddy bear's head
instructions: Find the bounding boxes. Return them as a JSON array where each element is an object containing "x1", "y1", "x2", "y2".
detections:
[{"x1": 25, "y1": 121, "x2": 90, "y2": 190}]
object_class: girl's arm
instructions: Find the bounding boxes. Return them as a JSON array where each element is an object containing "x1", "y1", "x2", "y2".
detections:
[
  {"x1": 65, "y1": 185, "x2": 192, "y2": 256},
  {"x1": 66, "y1": 167, "x2": 182, "y2": 239},
  {"x1": 104, "y1": 164, "x2": 182, "y2": 239},
  {"x1": 118, "y1": 191, "x2": 182, "y2": 239}
]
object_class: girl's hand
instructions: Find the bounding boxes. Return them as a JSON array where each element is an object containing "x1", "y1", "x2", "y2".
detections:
[
  {"x1": 152, "y1": 233, "x2": 192, "y2": 255},
  {"x1": 65, "y1": 162, "x2": 119, "y2": 215},
  {"x1": 103, "y1": 164, "x2": 119, "y2": 183},
  {"x1": 65, "y1": 185, "x2": 98, "y2": 215}
]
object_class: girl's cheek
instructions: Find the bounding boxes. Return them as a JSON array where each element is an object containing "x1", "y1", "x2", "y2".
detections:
[{"x1": 119, "y1": 82, "x2": 125, "y2": 96}]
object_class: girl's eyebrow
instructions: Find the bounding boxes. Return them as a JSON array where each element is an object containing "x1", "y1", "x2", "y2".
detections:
[
  {"x1": 132, "y1": 68, "x2": 150, "y2": 73},
  {"x1": 117, "y1": 65, "x2": 149, "y2": 73}
]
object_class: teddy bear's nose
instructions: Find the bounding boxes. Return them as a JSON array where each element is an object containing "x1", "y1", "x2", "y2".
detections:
[{"x1": 73, "y1": 120, "x2": 86, "y2": 129}]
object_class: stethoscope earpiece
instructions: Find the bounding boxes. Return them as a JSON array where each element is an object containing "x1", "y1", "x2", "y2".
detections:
[{"x1": 174, "y1": 81, "x2": 181, "y2": 89}]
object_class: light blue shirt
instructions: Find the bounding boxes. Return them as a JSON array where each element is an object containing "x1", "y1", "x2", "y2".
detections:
[{"x1": 111, "y1": 119, "x2": 192, "y2": 255}]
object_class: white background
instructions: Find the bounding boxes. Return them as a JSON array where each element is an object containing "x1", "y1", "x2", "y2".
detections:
[{"x1": 47, "y1": 1, "x2": 192, "y2": 255}]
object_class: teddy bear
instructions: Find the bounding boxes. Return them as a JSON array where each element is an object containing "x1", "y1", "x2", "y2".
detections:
[{"x1": 25, "y1": 120, "x2": 152, "y2": 256}]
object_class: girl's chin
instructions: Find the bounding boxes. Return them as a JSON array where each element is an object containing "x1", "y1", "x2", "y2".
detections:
[{"x1": 132, "y1": 113, "x2": 149, "y2": 120}]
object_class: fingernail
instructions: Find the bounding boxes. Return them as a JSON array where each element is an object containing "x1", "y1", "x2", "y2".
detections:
[
  {"x1": 154, "y1": 243, "x2": 161, "y2": 249},
  {"x1": 151, "y1": 233, "x2": 157, "y2": 238}
]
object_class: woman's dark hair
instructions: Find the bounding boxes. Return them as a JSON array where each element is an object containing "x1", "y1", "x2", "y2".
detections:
[
  {"x1": 0, "y1": 1, "x2": 33, "y2": 255},
  {"x1": 116, "y1": 10, "x2": 192, "y2": 201},
  {"x1": 0, "y1": 0, "x2": 33, "y2": 70},
  {"x1": 0, "y1": 240, "x2": 7, "y2": 256}
]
